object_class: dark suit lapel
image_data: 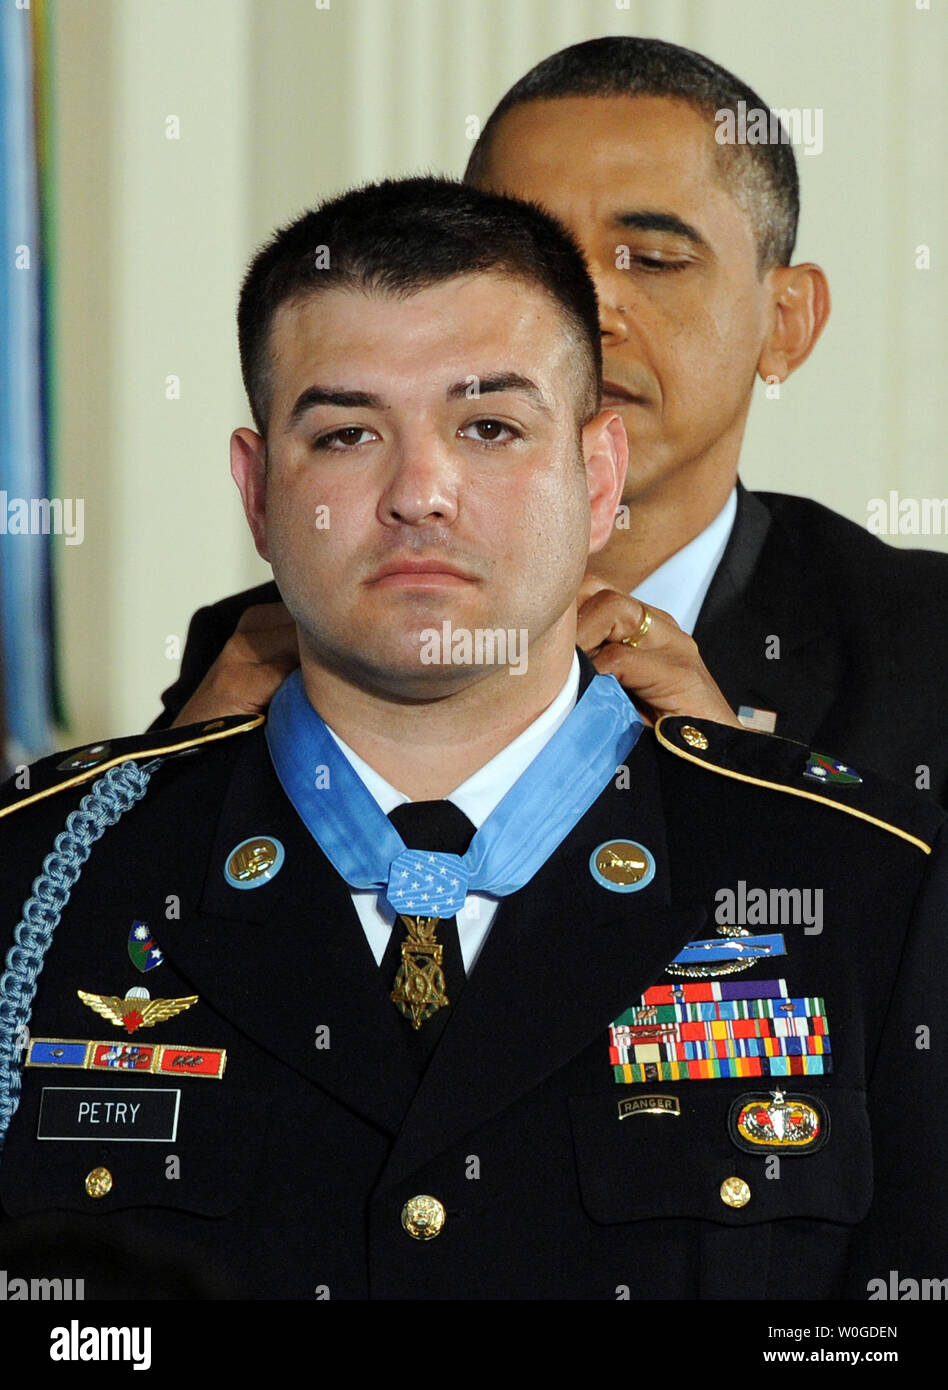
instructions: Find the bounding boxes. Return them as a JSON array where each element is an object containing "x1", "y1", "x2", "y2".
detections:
[
  {"x1": 157, "y1": 732, "x2": 419, "y2": 1135},
  {"x1": 695, "y1": 484, "x2": 841, "y2": 743},
  {"x1": 378, "y1": 729, "x2": 706, "y2": 1191}
]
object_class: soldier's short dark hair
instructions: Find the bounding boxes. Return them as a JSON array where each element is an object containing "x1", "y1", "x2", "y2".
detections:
[
  {"x1": 237, "y1": 176, "x2": 603, "y2": 436},
  {"x1": 464, "y1": 36, "x2": 799, "y2": 272}
]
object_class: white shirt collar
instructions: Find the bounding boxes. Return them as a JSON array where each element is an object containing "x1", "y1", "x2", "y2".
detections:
[
  {"x1": 326, "y1": 652, "x2": 581, "y2": 828},
  {"x1": 632, "y1": 488, "x2": 737, "y2": 635}
]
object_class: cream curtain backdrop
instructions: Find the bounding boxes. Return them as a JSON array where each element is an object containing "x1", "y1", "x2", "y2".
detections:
[{"x1": 51, "y1": 0, "x2": 946, "y2": 741}]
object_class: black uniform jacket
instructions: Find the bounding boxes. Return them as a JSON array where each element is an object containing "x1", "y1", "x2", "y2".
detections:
[
  {"x1": 0, "y1": 703, "x2": 945, "y2": 1300},
  {"x1": 152, "y1": 487, "x2": 948, "y2": 805}
]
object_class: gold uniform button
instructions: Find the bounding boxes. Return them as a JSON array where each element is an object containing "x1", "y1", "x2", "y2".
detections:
[
  {"x1": 401, "y1": 1194, "x2": 446, "y2": 1240},
  {"x1": 85, "y1": 1166, "x2": 113, "y2": 1199},
  {"x1": 720, "y1": 1175, "x2": 751, "y2": 1208},
  {"x1": 680, "y1": 725, "x2": 710, "y2": 751}
]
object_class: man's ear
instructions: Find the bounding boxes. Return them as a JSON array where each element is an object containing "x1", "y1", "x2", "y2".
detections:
[
  {"x1": 230, "y1": 427, "x2": 270, "y2": 561},
  {"x1": 582, "y1": 410, "x2": 628, "y2": 557},
  {"x1": 757, "y1": 262, "x2": 831, "y2": 384}
]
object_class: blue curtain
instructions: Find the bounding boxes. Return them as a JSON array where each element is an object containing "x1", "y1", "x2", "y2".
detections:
[{"x1": 0, "y1": 0, "x2": 55, "y2": 765}]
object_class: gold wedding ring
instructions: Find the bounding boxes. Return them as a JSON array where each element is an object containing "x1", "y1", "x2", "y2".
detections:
[{"x1": 621, "y1": 607, "x2": 653, "y2": 648}]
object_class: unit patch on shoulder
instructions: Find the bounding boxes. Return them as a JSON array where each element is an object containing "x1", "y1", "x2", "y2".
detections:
[{"x1": 654, "y1": 716, "x2": 940, "y2": 855}]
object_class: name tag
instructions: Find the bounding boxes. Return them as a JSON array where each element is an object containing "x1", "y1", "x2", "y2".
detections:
[{"x1": 37, "y1": 1087, "x2": 180, "y2": 1142}]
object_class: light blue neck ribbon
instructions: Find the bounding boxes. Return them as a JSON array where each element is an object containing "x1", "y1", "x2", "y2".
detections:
[{"x1": 266, "y1": 667, "x2": 643, "y2": 916}]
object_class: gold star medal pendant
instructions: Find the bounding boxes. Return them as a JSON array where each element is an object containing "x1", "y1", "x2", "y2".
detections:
[{"x1": 390, "y1": 915, "x2": 450, "y2": 1029}]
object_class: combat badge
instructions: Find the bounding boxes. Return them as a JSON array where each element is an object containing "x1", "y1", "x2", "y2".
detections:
[
  {"x1": 127, "y1": 921, "x2": 164, "y2": 973},
  {"x1": 729, "y1": 1090, "x2": 828, "y2": 1154},
  {"x1": 803, "y1": 753, "x2": 862, "y2": 786},
  {"x1": 589, "y1": 839, "x2": 655, "y2": 893},
  {"x1": 77, "y1": 987, "x2": 198, "y2": 1033},
  {"x1": 666, "y1": 933, "x2": 786, "y2": 979}
]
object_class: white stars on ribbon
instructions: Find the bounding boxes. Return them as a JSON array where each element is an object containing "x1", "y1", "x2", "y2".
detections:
[{"x1": 386, "y1": 848, "x2": 470, "y2": 915}]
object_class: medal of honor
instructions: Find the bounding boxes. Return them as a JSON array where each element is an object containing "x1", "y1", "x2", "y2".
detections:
[{"x1": 390, "y1": 915, "x2": 450, "y2": 1029}]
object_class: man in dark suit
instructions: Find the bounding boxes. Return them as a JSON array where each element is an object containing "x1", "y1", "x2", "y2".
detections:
[
  {"x1": 154, "y1": 37, "x2": 948, "y2": 808},
  {"x1": 1, "y1": 178, "x2": 946, "y2": 1302}
]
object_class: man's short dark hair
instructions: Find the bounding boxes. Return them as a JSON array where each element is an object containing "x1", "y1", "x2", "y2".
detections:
[
  {"x1": 238, "y1": 176, "x2": 602, "y2": 436},
  {"x1": 464, "y1": 36, "x2": 799, "y2": 271}
]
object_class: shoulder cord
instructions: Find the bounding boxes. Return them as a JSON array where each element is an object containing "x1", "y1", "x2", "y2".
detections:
[{"x1": 0, "y1": 758, "x2": 162, "y2": 1150}]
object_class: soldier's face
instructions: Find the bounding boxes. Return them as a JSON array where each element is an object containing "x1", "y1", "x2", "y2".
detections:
[
  {"x1": 231, "y1": 273, "x2": 624, "y2": 697},
  {"x1": 476, "y1": 95, "x2": 775, "y2": 503}
]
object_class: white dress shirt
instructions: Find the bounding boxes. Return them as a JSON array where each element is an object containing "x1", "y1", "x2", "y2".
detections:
[
  {"x1": 632, "y1": 488, "x2": 737, "y2": 635},
  {"x1": 326, "y1": 653, "x2": 581, "y2": 973}
]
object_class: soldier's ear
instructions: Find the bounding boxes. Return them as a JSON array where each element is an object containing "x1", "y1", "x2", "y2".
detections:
[
  {"x1": 757, "y1": 262, "x2": 831, "y2": 385},
  {"x1": 583, "y1": 409, "x2": 628, "y2": 557},
  {"x1": 230, "y1": 427, "x2": 270, "y2": 561}
]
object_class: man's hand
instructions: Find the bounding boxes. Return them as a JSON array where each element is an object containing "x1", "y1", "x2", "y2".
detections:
[
  {"x1": 171, "y1": 602, "x2": 300, "y2": 728},
  {"x1": 577, "y1": 576, "x2": 741, "y2": 728}
]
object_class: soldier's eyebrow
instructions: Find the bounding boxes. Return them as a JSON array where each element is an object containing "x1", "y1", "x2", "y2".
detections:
[
  {"x1": 288, "y1": 373, "x2": 554, "y2": 430},
  {"x1": 287, "y1": 386, "x2": 385, "y2": 431},
  {"x1": 446, "y1": 373, "x2": 553, "y2": 414},
  {"x1": 614, "y1": 210, "x2": 712, "y2": 252}
]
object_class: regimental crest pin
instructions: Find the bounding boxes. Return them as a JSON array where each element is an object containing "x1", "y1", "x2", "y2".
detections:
[
  {"x1": 77, "y1": 987, "x2": 198, "y2": 1034},
  {"x1": 729, "y1": 1090, "x2": 829, "y2": 1154},
  {"x1": 127, "y1": 921, "x2": 164, "y2": 973},
  {"x1": 803, "y1": 752, "x2": 862, "y2": 786}
]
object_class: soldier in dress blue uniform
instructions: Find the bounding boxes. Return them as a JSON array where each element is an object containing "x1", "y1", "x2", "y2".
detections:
[{"x1": 0, "y1": 177, "x2": 945, "y2": 1301}]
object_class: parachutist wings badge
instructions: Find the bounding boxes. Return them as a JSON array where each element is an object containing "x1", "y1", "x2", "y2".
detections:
[{"x1": 77, "y1": 988, "x2": 198, "y2": 1034}]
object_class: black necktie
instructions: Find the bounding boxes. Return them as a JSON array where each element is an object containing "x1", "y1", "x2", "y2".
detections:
[{"x1": 382, "y1": 800, "x2": 476, "y2": 1066}]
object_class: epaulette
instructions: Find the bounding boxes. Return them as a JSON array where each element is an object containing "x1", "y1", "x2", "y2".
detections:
[
  {"x1": 0, "y1": 714, "x2": 264, "y2": 820},
  {"x1": 655, "y1": 715, "x2": 943, "y2": 855}
]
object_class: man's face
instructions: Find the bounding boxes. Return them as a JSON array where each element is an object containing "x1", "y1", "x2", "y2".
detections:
[
  {"x1": 233, "y1": 273, "x2": 623, "y2": 698},
  {"x1": 477, "y1": 95, "x2": 776, "y2": 504}
]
